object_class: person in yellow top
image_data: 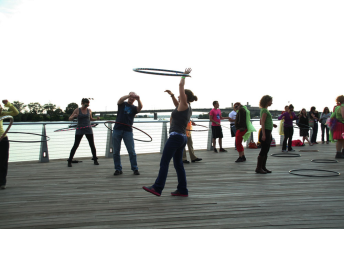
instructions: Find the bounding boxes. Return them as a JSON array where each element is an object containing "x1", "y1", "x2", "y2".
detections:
[{"x1": 0, "y1": 100, "x2": 19, "y2": 189}]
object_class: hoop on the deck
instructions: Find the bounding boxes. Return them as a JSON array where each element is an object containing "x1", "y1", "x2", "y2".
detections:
[
  {"x1": 54, "y1": 123, "x2": 99, "y2": 132},
  {"x1": 133, "y1": 68, "x2": 191, "y2": 77},
  {"x1": 271, "y1": 153, "x2": 301, "y2": 157},
  {"x1": 299, "y1": 150, "x2": 319, "y2": 152},
  {"x1": 0, "y1": 115, "x2": 14, "y2": 142},
  {"x1": 289, "y1": 169, "x2": 340, "y2": 177},
  {"x1": 311, "y1": 159, "x2": 339, "y2": 163},
  {"x1": 7, "y1": 132, "x2": 50, "y2": 143},
  {"x1": 186, "y1": 124, "x2": 209, "y2": 132},
  {"x1": 104, "y1": 121, "x2": 152, "y2": 142}
]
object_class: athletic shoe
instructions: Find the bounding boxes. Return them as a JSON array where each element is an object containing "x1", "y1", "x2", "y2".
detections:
[
  {"x1": 114, "y1": 170, "x2": 122, "y2": 176},
  {"x1": 214, "y1": 148, "x2": 218, "y2": 153},
  {"x1": 0, "y1": 185, "x2": 6, "y2": 190},
  {"x1": 133, "y1": 170, "x2": 140, "y2": 175},
  {"x1": 289, "y1": 149, "x2": 295, "y2": 152},
  {"x1": 235, "y1": 157, "x2": 244, "y2": 162},
  {"x1": 335, "y1": 152, "x2": 344, "y2": 159},
  {"x1": 282, "y1": 150, "x2": 288, "y2": 153},
  {"x1": 142, "y1": 186, "x2": 161, "y2": 196},
  {"x1": 171, "y1": 190, "x2": 188, "y2": 197},
  {"x1": 94, "y1": 160, "x2": 99, "y2": 165},
  {"x1": 242, "y1": 155, "x2": 246, "y2": 161},
  {"x1": 219, "y1": 148, "x2": 227, "y2": 152},
  {"x1": 183, "y1": 160, "x2": 190, "y2": 164},
  {"x1": 192, "y1": 158, "x2": 202, "y2": 162}
]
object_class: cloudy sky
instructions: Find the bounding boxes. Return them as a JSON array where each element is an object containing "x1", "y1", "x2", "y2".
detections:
[{"x1": 0, "y1": 0, "x2": 343, "y2": 113}]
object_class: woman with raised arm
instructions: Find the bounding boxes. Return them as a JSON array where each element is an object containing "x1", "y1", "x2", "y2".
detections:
[
  {"x1": 67, "y1": 98, "x2": 100, "y2": 167},
  {"x1": 255, "y1": 95, "x2": 277, "y2": 174},
  {"x1": 0, "y1": 100, "x2": 19, "y2": 189},
  {"x1": 143, "y1": 68, "x2": 197, "y2": 197}
]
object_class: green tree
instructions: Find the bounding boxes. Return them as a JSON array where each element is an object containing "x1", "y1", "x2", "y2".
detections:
[
  {"x1": 12, "y1": 101, "x2": 27, "y2": 113},
  {"x1": 65, "y1": 102, "x2": 78, "y2": 115},
  {"x1": 27, "y1": 102, "x2": 43, "y2": 114},
  {"x1": 43, "y1": 103, "x2": 57, "y2": 116}
]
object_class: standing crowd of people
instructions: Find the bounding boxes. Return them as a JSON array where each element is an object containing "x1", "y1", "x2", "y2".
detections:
[{"x1": 1, "y1": 68, "x2": 343, "y2": 195}]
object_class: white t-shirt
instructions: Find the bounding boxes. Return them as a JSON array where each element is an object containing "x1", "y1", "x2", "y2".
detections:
[{"x1": 229, "y1": 111, "x2": 237, "y2": 125}]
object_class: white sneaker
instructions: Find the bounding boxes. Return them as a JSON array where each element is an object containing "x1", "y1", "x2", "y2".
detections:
[{"x1": 0, "y1": 185, "x2": 6, "y2": 190}]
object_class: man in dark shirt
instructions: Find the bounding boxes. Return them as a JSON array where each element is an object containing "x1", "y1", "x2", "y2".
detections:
[{"x1": 113, "y1": 92, "x2": 143, "y2": 175}]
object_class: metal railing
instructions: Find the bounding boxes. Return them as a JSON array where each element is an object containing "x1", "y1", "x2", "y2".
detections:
[{"x1": 4, "y1": 119, "x2": 321, "y2": 163}]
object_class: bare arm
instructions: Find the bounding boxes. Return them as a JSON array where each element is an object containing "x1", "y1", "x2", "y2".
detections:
[
  {"x1": 209, "y1": 115, "x2": 220, "y2": 125},
  {"x1": 341, "y1": 106, "x2": 344, "y2": 118},
  {"x1": 69, "y1": 108, "x2": 79, "y2": 121},
  {"x1": 89, "y1": 109, "x2": 100, "y2": 121},
  {"x1": 136, "y1": 96, "x2": 143, "y2": 113},
  {"x1": 177, "y1": 68, "x2": 192, "y2": 112},
  {"x1": 118, "y1": 93, "x2": 132, "y2": 105},
  {"x1": 261, "y1": 113, "x2": 267, "y2": 141},
  {"x1": 165, "y1": 90, "x2": 179, "y2": 108},
  {"x1": 1, "y1": 101, "x2": 19, "y2": 117}
]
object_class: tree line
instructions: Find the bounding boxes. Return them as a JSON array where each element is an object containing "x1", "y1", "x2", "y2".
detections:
[{"x1": 10, "y1": 101, "x2": 80, "y2": 121}]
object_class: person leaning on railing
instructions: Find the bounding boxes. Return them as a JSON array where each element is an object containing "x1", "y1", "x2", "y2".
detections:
[
  {"x1": 255, "y1": 95, "x2": 277, "y2": 174},
  {"x1": 0, "y1": 100, "x2": 19, "y2": 190}
]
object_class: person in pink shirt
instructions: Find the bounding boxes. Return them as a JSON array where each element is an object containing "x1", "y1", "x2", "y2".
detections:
[{"x1": 209, "y1": 101, "x2": 230, "y2": 153}]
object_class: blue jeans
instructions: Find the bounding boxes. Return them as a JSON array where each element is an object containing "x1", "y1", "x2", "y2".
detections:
[
  {"x1": 311, "y1": 122, "x2": 318, "y2": 143},
  {"x1": 153, "y1": 134, "x2": 188, "y2": 195},
  {"x1": 112, "y1": 129, "x2": 138, "y2": 171}
]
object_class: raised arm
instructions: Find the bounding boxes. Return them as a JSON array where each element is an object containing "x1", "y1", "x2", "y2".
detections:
[
  {"x1": 165, "y1": 90, "x2": 179, "y2": 108},
  {"x1": 177, "y1": 68, "x2": 192, "y2": 112},
  {"x1": 136, "y1": 95, "x2": 143, "y2": 113},
  {"x1": 118, "y1": 92, "x2": 134, "y2": 105},
  {"x1": 0, "y1": 100, "x2": 19, "y2": 117}
]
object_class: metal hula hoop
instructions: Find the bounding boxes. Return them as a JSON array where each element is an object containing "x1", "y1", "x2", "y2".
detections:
[
  {"x1": 271, "y1": 153, "x2": 301, "y2": 157},
  {"x1": 311, "y1": 159, "x2": 339, "y2": 163},
  {"x1": 133, "y1": 68, "x2": 191, "y2": 77},
  {"x1": 0, "y1": 115, "x2": 13, "y2": 141},
  {"x1": 7, "y1": 132, "x2": 50, "y2": 143},
  {"x1": 289, "y1": 169, "x2": 340, "y2": 177},
  {"x1": 104, "y1": 121, "x2": 153, "y2": 142}
]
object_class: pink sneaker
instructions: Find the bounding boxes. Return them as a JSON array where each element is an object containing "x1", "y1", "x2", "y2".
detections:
[
  {"x1": 171, "y1": 190, "x2": 188, "y2": 197},
  {"x1": 142, "y1": 186, "x2": 161, "y2": 196}
]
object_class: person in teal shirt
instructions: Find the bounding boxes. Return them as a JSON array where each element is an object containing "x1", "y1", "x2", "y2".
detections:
[{"x1": 256, "y1": 95, "x2": 277, "y2": 174}]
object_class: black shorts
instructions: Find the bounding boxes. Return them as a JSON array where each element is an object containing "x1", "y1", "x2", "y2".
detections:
[{"x1": 212, "y1": 126, "x2": 223, "y2": 139}]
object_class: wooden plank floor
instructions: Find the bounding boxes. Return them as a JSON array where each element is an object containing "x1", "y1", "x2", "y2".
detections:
[{"x1": 1, "y1": 143, "x2": 343, "y2": 229}]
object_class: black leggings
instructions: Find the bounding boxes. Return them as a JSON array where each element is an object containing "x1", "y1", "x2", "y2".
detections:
[
  {"x1": 0, "y1": 137, "x2": 9, "y2": 186},
  {"x1": 282, "y1": 126, "x2": 294, "y2": 151},
  {"x1": 68, "y1": 134, "x2": 97, "y2": 161},
  {"x1": 259, "y1": 129, "x2": 272, "y2": 156}
]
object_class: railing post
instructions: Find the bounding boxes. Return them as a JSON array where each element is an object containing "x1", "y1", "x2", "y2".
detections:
[
  {"x1": 105, "y1": 122, "x2": 113, "y2": 158},
  {"x1": 39, "y1": 124, "x2": 49, "y2": 163},
  {"x1": 160, "y1": 122, "x2": 168, "y2": 153},
  {"x1": 207, "y1": 121, "x2": 212, "y2": 150}
]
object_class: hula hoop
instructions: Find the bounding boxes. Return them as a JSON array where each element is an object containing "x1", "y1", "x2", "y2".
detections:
[
  {"x1": 271, "y1": 153, "x2": 301, "y2": 157},
  {"x1": 133, "y1": 68, "x2": 191, "y2": 77},
  {"x1": 7, "y1": 132, "x2": 50, "y2": 143},
  {"x1": 0, "y1": 115, "x2": 13, "y2": 141},
  {"x1": 299, "y1": 150, "x2": 319, "y2": 152},
  {"x1": 311, "y1": 159, "x2": 339, "y2": 163},
  {"x1": 289, "y1": 169, "x2": 340, "y2": 177},
  {"x1": 104, "y1": 121, "x2": 152, "y2": 142},
  {"x1": 54, "y1": 124, "x2": 98, "y2": 132},
  {"x1": 186, "y1": 124, "x2": 209, "y2": 132}
]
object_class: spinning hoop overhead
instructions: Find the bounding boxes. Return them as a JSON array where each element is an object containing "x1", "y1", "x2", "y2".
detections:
[
  {"x1": 54, "y1": 124, "x2": 99, "y2": 132},
  {"x1": 0, "y1": 115, "x2": 13, "y2": 141},
  {"x1": 104, "y1": 121, "x2": 152, "y2": 142},
  {"x1": 133, "y1": 68, "x2": 191, "y2": 77}
]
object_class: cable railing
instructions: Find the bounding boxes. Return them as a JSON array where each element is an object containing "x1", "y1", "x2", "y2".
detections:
[{"x1": 4, "y1": 119, "x2": 322, "y2": 163}]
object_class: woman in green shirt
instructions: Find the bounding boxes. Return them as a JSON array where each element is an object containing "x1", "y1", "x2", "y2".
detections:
[{"x1": 256, "y1": 95, "x2": 277, "y2": 174}]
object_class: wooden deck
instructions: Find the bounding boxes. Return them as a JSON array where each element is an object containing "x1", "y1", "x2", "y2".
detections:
[{"x1": 1, "y1": 143, "x2": 343, "y2": 229}]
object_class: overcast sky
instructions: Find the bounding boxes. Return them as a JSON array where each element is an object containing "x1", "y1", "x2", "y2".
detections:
[{"x1": 1, "y1": 0, "x2": 343, "y2": 113}]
